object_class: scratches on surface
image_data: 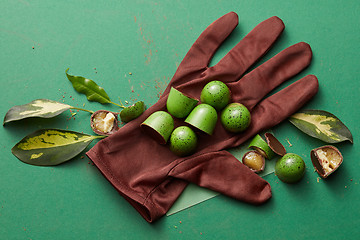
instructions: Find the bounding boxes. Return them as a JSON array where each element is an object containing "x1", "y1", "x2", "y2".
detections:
[
  {"x1": 17, "y1": 0, "x2": 30, "y2": 6},
  {"x1": 134, "y1": 15, "x2": 158, "y2": 64},
  {"x1": 0, "y1": 28, "x2": 38, "y2": 45}
]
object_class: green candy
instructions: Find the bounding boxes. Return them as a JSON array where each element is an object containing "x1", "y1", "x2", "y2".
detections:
[
  {"x1": 220, "y1": 103, "x2": 251, "y2": 133},
  {"x1": 185, "y1": 104, "x2": 218, "y2": 135},
  {"x1": 120, "y1": 101, "x2": 146, "y2": 122},
  {"x1": 275, "y1": 153, "x2": 306, "y2": 183},
  {"x1": 169, "y1": 126, "x2": 197, "y2": 157},
  {"x1": 200, "y1": 81, "x2": 231, "y2": 111},
  {"x1": 140, "y1": 111, "x2": 174, "y2": 144},
  {"x1": 166, "y1": 87, "x2": 198, "y2": 118},
  {"x1": 248, "y1": 134, "x2": 275, "y2": 159}
]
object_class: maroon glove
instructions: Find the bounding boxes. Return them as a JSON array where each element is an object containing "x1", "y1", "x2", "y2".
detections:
[{"x1": 86, "y1": 12, "x2": 318, "y2": 222}]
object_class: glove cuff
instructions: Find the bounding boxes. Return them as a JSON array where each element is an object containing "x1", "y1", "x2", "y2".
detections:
[{"x1": 86, "y1": 144, "x2": 188, "y2": 223}]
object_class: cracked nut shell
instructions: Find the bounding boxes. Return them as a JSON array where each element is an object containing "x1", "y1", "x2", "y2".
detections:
[
  {"x1": 310, "y1": 145, "x2": 343, "y2": 178},
  {"x1": 90, "y1": 110, "x2": 120, "y2": 136}
]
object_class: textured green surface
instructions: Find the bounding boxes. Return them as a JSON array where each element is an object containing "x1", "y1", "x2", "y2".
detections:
[{"x1": 1, "y1": 0, "x2": 359, "y2": 239}]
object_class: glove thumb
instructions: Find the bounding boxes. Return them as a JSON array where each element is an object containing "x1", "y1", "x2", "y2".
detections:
[{"x1": 168, "y1": 150, "x2": 272, "y2": 204}]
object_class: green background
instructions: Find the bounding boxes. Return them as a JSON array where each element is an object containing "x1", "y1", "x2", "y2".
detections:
[{"x1": 1, "y1": 0, "x2": 359, "y2": 239}]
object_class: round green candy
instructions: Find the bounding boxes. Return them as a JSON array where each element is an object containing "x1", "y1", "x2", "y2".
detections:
[
  {"x1": 200, "y1": 81, "x2": 231, "y2": 111},
  {"x1": 169, "y1": 126, "x2": 197, "y2": 157},
  {"x1": 220, "y1": 103, "x2": 251, "y2": 133},
  {"x1": 275, "y1": 153, "x2": 306, "y2": 183}
]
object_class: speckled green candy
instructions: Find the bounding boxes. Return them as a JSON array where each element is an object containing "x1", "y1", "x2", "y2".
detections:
[
  {"x1": 200, "y1": 81, "x2": 231, "y2": 111},
  {"x1": 169, "y1": 126, "x2": 197, "y2": 157},
  {"x1": 248, "y1": 134, "x2": 275, "y2": 159},
  {"x1": 275, "y1": 153, "x2": 306, "y2": 183},
  {"x1": 120, "y1": 101, "x2": 146, "y2": 122},
  {"x1": 220, "y1": 103, "x2": 251, "y2": 133},
  {"x1": 185, "y1": 104, "x2": 218, "y2": 135},
  {"x1": 166, "y1": 87, "x2": 198, "y2": 118},
  {"x1": 140, "y1": 111, "x2": 174, "y2": 144}
]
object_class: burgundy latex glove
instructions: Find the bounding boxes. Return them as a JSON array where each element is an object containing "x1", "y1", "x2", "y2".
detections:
[{"x1": 86, "y1": 12, "x2": 318, "y2": 222}]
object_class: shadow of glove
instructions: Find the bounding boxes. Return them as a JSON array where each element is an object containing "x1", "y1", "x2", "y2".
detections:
[{"x1": 86, "y1": 12, "x2": 318, "y2": 222}]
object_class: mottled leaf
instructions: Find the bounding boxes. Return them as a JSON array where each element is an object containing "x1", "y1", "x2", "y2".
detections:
[
  {"x1": 4, "y1": 99, "x2": 72, "y2": 125},
  {"x1": 289, "y1": 110, "x2": 353, "y2": 143},
  {"x1": 66, "y1": 68, "x2": 111, "y2": 104},
  {"x1": 12, "y1": 129, "x2": 104, "y2": 166}
]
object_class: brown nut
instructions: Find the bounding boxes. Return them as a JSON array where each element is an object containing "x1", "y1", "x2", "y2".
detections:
[
  {"x1": 242, "y1": 150, "x2": 265, "y2": 173},
  {"x1": 310, "y1": 145, "x2": 343, "y2": 178},
  {"x1": 90, "y1": 110, "x2": 120, "y2": 136}
]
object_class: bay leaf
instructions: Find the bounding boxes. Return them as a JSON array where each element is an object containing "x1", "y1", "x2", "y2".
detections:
[
  {"x1": 66, "y1": 68, "x2": 112, "y2": 104},
  {"x1": 12, "y1": 129, "x2": 104, "y2": 166},
  {"x1": 4, "y1": 99, "x2": 72, "y2": 125},
  {"x1": 289, "y1": 110, "x2": 353, "y2": 144}
]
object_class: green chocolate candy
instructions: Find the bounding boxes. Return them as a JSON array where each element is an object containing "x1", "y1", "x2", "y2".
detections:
[
  {"x1": 120, "y1": 101, "x2": 145, "y2": 122},
  {"x1": 200, "y1": 81, "x2": 231, "y2": 111},
  {"x1": 248, "y1": 134, "x2": 276, "y2": 159},
  {"x1": 185, "y1": 104, "x2": 217, "y2": 135},
  {"x1": 220, "y1": 103, "x2": 251, "y2": 133},
  {"x1": 275, "y1": 153, "x2": 306, "y2": 183},
  {"x1": 169, "y1": 126, "x2": 197, "y2": 157},
  {"x1": 140, "y1": 111, "x2": 174, "y2": 144},
  {"x1": 166, "y1": 87, "x2": 198, "y2": 118}
]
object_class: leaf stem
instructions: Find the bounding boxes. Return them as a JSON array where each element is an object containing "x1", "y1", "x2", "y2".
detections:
[
  {"x1": 94, "y1": 135, "x2": 107, "y2": 139},
  {"x1": 70, "y1": 107, "x2": 95, "y2": 114},
  {"x1": 110, "y1": 101, "x2": 125, "y2": 109}
]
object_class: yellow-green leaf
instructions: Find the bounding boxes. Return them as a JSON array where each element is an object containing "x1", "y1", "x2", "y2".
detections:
[
  {"x1": 289, "y1": 110, "x2": 353, "y2": 144},
  {"x1": 12, "y1": 129, "x2": 105, "y2": 166},
  {"x1": 3, "y1": 99, "x2": 72, "y2": 125}
]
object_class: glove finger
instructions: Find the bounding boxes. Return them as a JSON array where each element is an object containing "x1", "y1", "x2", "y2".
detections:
[
  {"x1": 231, "y1": 75, "x2": 319, "y2": 146},
  {"x1": 211, "y1": 16, "x2": 285, "y2": 83},
  {"x1": 188, "y1": 75, "x2": 318, "y2": 155},
  {"x1": 229, "y1": 42, "x2": 312, "y2": 109},
  {"x1": 168, "y1": 150, "x2": 272, "y2": 204},
  {"x1": 173, "y1": 16, "x2": 285, "y2": 99},
  {"x1": 170, "y1": 12, "x2": 239, "y2": 88}
]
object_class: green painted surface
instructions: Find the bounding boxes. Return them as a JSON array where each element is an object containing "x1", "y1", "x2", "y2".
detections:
[{"x1": 1, "y1": 0, "x2": 359, "y2": 239}]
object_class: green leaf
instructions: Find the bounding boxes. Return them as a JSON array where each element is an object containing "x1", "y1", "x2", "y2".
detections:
[
  {"x1": 66, "y1": 68, "x2": 112, "y2": 104},
  {"x1": 12, "y1": 129, "x2": 104, "y2": 166},
  {"x1": 4, "y1": 99, "x2": 72, "y2": 125},
  {"x1": 289, "y1": 110, "x2": 353, "y2": 144}
]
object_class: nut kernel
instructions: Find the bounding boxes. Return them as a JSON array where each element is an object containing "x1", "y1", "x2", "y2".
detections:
[{"x1": 242, "y1": 151, "x2": 265, "y2": 172}]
